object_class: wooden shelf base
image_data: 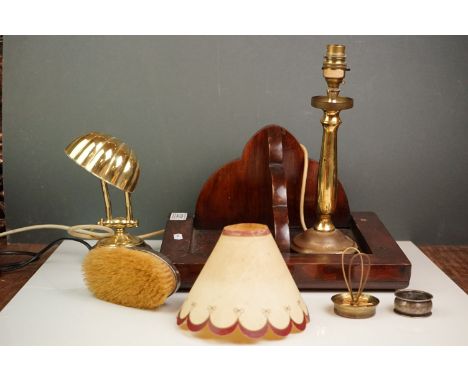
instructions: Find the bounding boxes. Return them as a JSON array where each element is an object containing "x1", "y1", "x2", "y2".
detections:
[{"x1": 161, "y1": 211, "x2": 411, "y2": 291}]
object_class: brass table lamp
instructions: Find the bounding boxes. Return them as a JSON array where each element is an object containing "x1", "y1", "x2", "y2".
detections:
[
  {"x1": 292, "y1": 44, "x2": 356, "y2": 254},
  {"x1": 65, "y1": 132, "x2": 180, "y2": 309}
]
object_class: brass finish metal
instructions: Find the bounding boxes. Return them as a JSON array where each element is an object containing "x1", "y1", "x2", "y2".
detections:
[
  {"x1": 125, "y1": 192, "x2": 133, "y2": 222},
  {"x1": 292, "y1": 44, "x2": 356, "y2": 254},
  {"x1": 95, "y1": 229, "x2": 143, "y2": 248},
  {"x1": 331, "y1": 247, "x2": 379, "y2": 319},
  {"x1": 100, "y1": 180, "x2": 113, "y2": 221},
  {"x1": 291, "y1": 229, "x2": 355, "y2": 255},
  {"x1": 65, "y1": 131, "x2": 140, "y2": 193},
  {"x1": 332, "y1": 293, "x2": 379, "y2": 319},
  {"x1": 311, "y1": 95, "x2": 353, "y2": 111},
  {"x1": 65, "y1": 131, "x2": 142, "y2": 247}
]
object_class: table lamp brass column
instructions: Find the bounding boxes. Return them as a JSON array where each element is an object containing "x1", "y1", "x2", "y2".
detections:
[
  {"x1": 292, "y1": 44, "x2": 356, "y2": 255},
  {"x1": 65, "y1": 132, "x2": 180, "y2": 309}
]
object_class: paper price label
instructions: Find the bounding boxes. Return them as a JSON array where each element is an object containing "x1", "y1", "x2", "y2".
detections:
[
  {"x1": 173, "y1": 233, "x2": 183, "y2": 240},
  {"x1": 170, "y1": 212, "x2": 187, "y2": 221}
]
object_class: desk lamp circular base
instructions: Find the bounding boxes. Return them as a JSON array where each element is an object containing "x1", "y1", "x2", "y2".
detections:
[
  {"x1": 96, "y1": 231, "x2": 144, "y2": 248},
  {"x1": 291, "y1": 228, "x2": 356, "y2": 255}
]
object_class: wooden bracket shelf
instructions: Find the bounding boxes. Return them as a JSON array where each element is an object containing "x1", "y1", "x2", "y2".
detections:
[
  {"x1": 160, "y1": 125, "x2": 411, "y2": 290},
  {"x1": 161, "y1": 211, "x2": 411, "y2": 290}
]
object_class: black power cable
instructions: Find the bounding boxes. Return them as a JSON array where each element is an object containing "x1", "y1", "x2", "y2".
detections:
[{"x1": 0, "y1": 237, "x2": 92, "y2": 273}]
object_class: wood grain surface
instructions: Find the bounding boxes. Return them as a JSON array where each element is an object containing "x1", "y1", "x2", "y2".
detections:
[
  {"x1": 194, "y1": 125, "x2": 351, "y2": 234},
  {"x1": 0, "y1": 243, "x2": 56, "y2": 311},
  {"x1": 0, "y1": 36, "x2": 5, "y2": 244},
  {"x1": 418, "y1": 245, "x2": 468, "y2": 293},
  {"x1": 161, "y1": 212, "x2": 412, "y2": 290}
]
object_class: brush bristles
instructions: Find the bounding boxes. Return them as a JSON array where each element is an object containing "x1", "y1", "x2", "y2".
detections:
[{"x1": 82, "y1": 247, "x2": 176, "y2": 309}]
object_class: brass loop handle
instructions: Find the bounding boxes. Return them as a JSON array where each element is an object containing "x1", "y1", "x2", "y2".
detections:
[{"x1": 341, "y1": 247, "x2": 371, "y2": 305}]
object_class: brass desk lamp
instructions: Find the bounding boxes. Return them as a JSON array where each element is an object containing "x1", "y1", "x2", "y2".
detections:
[
  {"x1": 65, "y1": 132, "x2": 180, "y2": 309},
  {"x1": 292, "y1": 44, "x2": 356, "y2": 255}
]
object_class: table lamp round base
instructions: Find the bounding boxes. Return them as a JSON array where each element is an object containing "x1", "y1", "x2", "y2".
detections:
[{"x1": 291, "y1": 228, "x2": 356, "y2": 255}]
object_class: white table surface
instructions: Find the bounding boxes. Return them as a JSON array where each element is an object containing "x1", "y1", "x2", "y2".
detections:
[{"x1": 0, "y1": 240, "x2": 466, "y2": 345}]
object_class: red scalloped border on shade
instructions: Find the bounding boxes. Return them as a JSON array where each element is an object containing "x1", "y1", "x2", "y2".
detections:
[{"x1": 177, "y1": 311, "x2": 309, "y2": 339}]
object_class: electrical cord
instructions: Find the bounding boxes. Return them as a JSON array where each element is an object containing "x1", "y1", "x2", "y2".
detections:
[
  {"x1": 299, "y1": 143, "x2": 309, "y2": 231},
  {"x1": 0, "y1": 223, "x2": 165, "y2": 273},
  {"x1": 0, "y1": 224, "x2": 165, "y2": 240},
  {"x1": 0, "y1": 237, "x2": 92, "y2": 273},
  {"x1": 138, "y1": 229, "x2": 165, "y2": 239},
  {"x1": 0, "y1": 224, "x2": 114, "y2": 240}
]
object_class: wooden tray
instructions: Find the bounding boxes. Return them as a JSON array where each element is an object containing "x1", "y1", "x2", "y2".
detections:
[{"x1": 160, "y1": 125, "x2": 411, "y2": 290}]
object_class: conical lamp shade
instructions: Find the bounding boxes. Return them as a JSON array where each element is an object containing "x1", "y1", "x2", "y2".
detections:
[{"x1": 177, "y1": 223, "x2": 309, "y2": 340}]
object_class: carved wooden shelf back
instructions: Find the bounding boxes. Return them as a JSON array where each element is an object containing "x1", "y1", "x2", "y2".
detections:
[{"x1": 194, "y1": 125, "x2": 351, "y2": 250}]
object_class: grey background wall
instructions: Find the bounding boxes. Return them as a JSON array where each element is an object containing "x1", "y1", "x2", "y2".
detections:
[{"x1": 3, "y1": 36, "x2": 468, "y2": 244}]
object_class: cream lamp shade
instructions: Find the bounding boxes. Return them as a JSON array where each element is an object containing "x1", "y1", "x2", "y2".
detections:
[{"x1": 177, "y1": 223, "x2": 309, "y2": 340}]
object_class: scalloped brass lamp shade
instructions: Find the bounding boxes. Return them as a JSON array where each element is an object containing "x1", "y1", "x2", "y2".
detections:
[
  {"x1": 65, "y1": 131, "x2": 140, "y2": 193},
  {"x1": 65, "y1": 132, "x2": 141, "y2": 239}
]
